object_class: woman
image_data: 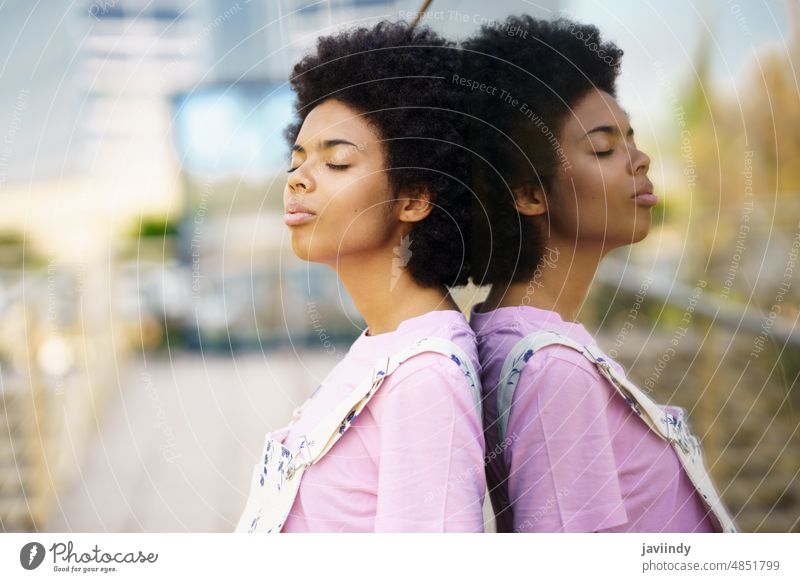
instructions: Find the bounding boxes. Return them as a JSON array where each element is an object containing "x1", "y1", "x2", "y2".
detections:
[
  {"x1": 236, "y1": 21, "x2": 484, "y2": 533},
  {"x1": 463, "y1": 15, "x2": 736, "y2": 532}
]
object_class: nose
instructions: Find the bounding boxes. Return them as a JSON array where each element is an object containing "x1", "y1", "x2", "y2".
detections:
[
  {"x1": 287, "y1": 163, "x2": 315, "y2": 193},
  {"x1": 630, "y1": 144, "x2": 650, "y2": 176}
]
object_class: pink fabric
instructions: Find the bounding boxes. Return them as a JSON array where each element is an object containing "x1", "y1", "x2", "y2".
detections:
[
  {"x1": 470, "y1": 303, "x2": 717, "y2": 533},
  {"x1": 279, "y1": 310, "x2": 485, "y2": 532}
]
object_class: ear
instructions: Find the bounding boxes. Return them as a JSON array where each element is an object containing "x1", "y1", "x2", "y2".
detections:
[
  {"x1": 511, "y1": 182, "x2": 547, "y2": 217},
  {"x1": 396, "y1": 186, "x2": 434, "y2": 224}
]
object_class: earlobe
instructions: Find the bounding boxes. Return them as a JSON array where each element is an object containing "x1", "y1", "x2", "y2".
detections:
[{"x1": 512, "y1": 182, "x2": 547, "y2": 217}]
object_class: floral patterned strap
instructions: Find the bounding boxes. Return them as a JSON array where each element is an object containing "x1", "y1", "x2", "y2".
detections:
[
  {"x1": 390, "y1": 337, "x2": 482, "y2": 415},
  {"x1": 496, "y1": 329, "x2": 738, "y2": 533},
  {"x1": 298, "y1": 336, "x2": 482, "y2": 471},
  {"x1": 496, "y1": 330, "x2": 660, "y2": 444},
  {"x1": 235, "y1": 337, "x2": 483, "y2": 534}
]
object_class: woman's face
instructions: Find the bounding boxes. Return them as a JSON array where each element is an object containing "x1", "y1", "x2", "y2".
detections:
[
  {"x1": 285, "y1": 99, "x2": 400, "y2": 265},
  {"x1": 543, "y1": 88, "x2": 654, "y2": 249}
]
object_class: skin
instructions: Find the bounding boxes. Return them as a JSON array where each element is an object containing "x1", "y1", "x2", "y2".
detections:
[
  {"x1": 285, "y1": 98, "x2": 460, "y2": 335},
  {"x1": 480, "y1": 88, "x2": 653, "y2": 321}
]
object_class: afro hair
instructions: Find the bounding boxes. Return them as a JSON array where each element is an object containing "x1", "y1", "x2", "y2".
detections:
[
  {"x1": 286, "y1": 20, "x2": 471, "y2": 288},
  {"x1": 462, "y1": 15, "x2": 624, "y2": 285}
]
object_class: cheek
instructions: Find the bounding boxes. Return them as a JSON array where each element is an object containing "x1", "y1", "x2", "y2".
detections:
[
  {"x1": 572, "y1": 157, "x2": 621, "y2": 202},
  {"x1": 543, "y1": 172, "x2": 581, "y2": 232},
  {"x1": 329, "y1": 199, "x2": 387, "y2": 243},
  {"x1": 570, "y1": 163, "x2": 606, "y2": 204},
  {"x1": 316, "y1": 176, "x2": 396, "y2": 254},
  {"x1": 545, "y1": 164, "x2": 611, "y2": 236}
]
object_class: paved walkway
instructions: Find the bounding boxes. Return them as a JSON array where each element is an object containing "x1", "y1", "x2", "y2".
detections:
[{"x1": 45, "y1": 348, "x2": 339, "y2": 532}]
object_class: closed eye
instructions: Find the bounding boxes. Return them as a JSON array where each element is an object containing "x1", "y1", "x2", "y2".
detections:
[
  {"x1": 288, "y1": 162, "x2": 350, "y2": 173},
  {"x1": 594, "y1": 149, "x2": 614, "y2": 157}
]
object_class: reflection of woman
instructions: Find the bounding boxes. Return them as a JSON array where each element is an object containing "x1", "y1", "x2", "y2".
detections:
[
  {"x1": 464, "y1": 16, "x2": 735, "y2": 532},
  {"x1": 236, "y1": 21, "x2": 484, "y2": 533}
]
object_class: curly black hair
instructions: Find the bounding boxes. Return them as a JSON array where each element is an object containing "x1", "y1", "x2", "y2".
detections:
[
  {"x1": 462, "y1": 15, "x2": 623, "y2": 285},
  {"x1": 285, "y1": 20, "x2": 471, "y2": 288}
]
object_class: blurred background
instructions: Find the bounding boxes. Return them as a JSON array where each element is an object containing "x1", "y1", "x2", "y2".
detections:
[{"x1": 0, "y1": 0, "x2": 797, "y2": 533}]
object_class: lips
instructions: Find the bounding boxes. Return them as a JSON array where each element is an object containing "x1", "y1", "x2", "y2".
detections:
[
  {"x1": 633, "y1": 182, "x2": 657, "y2": 206},
  {"x1": 284, "y1": 200, "x2": 317, "y2": 226}
]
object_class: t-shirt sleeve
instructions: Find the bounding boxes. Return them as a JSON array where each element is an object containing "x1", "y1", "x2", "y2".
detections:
[
  {"x1": 368, "y1": 355, "x2": 485, "y2": 532},
  {"x1": 507, "y1": 349, "x2": 629, "y2": 532}
]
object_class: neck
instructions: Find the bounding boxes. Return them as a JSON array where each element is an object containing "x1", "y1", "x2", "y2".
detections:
[
  {"x1": 334, "y1": 252, "x2": 460, "y2": 336},
  {"x1": 480, "y1": 238, "x2": 606, "y2": 322}
]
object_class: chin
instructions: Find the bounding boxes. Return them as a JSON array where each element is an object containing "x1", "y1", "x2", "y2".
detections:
[
  {"x1": 290, "y1": 236, "x2": 313, "y2": 262},
  {"x1": 632, "y1": 215, "x2": 651, "y2": 243},
  {"x1": 291, "y1": 239, "x2": 340, "y2": 266},
  {"x1": 630, "y1": 221, "x2": 651, "y2": 244},
  {"x1": 604, "y1": 224, "x2": 650, "y2": 249}
]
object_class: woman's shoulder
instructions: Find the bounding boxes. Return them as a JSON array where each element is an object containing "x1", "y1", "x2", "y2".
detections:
[
  {"x1": 384, "y1": 346, "x2": 476, "y2": 392},
  {"x1": 516, "y1": 338, "x2": 627, "y2": 393},
  {"x1": 367, "y1": 347, "x2": 478, "y2": 416},
  {"x1": 378, "y1": 314, "x2": 479, "y2": 387},
  {"x1": 513, "y1": 337, "x2": 596, "y2": 373}
]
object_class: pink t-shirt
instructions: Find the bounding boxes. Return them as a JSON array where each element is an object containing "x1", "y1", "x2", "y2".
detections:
[
  {"x1": 469, "y1": 303, "x2": 717, "y2": 533},
  {"x1": 278, "y1": 309, "x2": 485, "y2": 532}
]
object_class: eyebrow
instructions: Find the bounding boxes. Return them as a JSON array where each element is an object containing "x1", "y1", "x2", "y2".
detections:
[
  {"x1": 291, "y1": 139, "x2": 359, "y2": 153},
  {"x1": 585, "y1": 125, "x2": 635, "y2": 138}
]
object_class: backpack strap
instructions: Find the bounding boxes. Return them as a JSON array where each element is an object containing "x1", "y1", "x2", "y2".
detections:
[
  {"x1": 497, "y1": 330, "x2": 671, "y2": 444},
  {"x1": 496, "y1": 329, "x2": 738, "y2": 533},
  {"x1": 236, "y1": 336, "x2": 483, "y2": 533},
  {"x1": 290, "y1": 336, "x2": 482, "y2": 478}
]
